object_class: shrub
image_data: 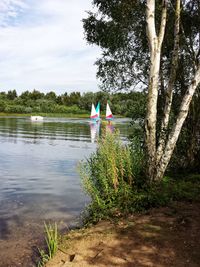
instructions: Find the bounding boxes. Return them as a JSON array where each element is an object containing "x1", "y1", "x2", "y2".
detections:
[
  {"x1": 24, "y1": 107, "x2": 33, "y2": 113},
  {"x1": 80, "y1": 130, "x2": 135, "y2": 221},
  {"x1": 4, "y1": 105, "x2": 26, "y2": 113},
  {"x1": 0, "y1": 100, "x2": 6, "y2": 112}
]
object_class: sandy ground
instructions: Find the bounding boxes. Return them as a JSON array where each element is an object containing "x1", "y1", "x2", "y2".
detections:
[{"x1": 46, "y1": 201, "x2": 200, "y2": 267}]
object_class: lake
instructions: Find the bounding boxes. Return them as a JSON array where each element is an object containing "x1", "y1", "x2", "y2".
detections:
[{"x1": 0, "y1": 116, "x2": 131, "y2": 266}]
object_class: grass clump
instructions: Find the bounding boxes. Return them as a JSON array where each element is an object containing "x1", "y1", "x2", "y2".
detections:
[
  {"x1": 37, "y1": 222, "x2": 58, "y2": 267},
  {"x1": 80, "y1": 130, "x2": 137, "y2": 222}
]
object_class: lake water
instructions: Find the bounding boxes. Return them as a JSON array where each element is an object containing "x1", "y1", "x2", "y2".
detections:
[{"x1": 0, "y1": 116, "x2": 131, "y2": 266}]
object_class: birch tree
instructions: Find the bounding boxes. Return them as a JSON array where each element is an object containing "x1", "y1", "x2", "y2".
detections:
[{"x1": 145, "y1": 0, "x2": 200, "y2": 181}]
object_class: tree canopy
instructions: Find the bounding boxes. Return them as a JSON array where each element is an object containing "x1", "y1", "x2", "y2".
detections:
[{"x1": 83, "y1": 0, "x2": 200, "y2": 92}]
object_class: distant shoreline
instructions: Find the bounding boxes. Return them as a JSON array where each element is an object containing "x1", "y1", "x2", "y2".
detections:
[
  {"x1": 0, "y1": 113, "x2": 125, "y2": 119},
  {"x1": 0, "y1": 112, "x2": 89, "y2": 118}
]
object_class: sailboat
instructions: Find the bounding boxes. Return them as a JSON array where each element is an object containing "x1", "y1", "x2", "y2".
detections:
[
  {"x1": 106, "y1": 103, "x2": 114, "y2": 122},
  {"x1": 90, "y1": 102, "x2": 101, "y2": 122},
  {"x1": 90, "y1": 103, "x2": 98, "y2": 121}
]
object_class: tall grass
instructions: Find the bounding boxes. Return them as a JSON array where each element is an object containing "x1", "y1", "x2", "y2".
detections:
[
  {"x1": 80, "y1": 130, "x2": 136, "y2": 221},
  {"x1": 44, "y1": 222, "x2": 58, "y2": 258},
  {"x1": 37, "y1": 222, "x2": 58, "y2": 267}
]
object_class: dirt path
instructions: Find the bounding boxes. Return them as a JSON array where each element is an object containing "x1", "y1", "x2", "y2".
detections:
[{"x1": 47, "y1": 201, "x2": 200, "y2": 267}]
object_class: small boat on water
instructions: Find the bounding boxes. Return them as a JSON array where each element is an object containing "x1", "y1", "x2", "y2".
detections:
[
  {"x1": 30, "y1": 116, "x2": 44, "y2": 122},
  {"x1": 90, "y1": 103, "x2": 100, "y2": 122},
  {"x1": 90, "y1": 102, "x2": 113, "y2": 124},
  {"x1": 90, "y1": 103, "x2": 98, "y2": 121},
  {"x1": 106, "y1": 103, "x2": 114, "y2": 123}
]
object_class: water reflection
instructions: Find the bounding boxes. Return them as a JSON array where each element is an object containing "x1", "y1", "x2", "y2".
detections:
[
  {"x1": 0, "y1": 117, "x2": 130, "y2": 217},
  {"x1": 0, "y1": 116, "x2": 130, "y2": 265},
  {"x1": 90, "y1": 122, "x2": 100, "y2": 143}
]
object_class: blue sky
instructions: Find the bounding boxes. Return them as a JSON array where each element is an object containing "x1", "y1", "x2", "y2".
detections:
[{"x1": 0, "y1": 0, "x2": 100, "y2": 94}]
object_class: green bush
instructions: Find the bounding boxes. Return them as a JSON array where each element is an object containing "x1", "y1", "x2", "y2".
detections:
[
  {"x1": 4, "y1": 105, "x2": 26, "y2": 113},
  {"x1": 24, "y1": 107, "x2": 33, "y2": 113},
  {"x1": 0, "y1": 100, "x2": 6, "y2": 112},
  {"x1": 80, "y1": 130, "x2": 135, "y2": 221},
  {"x1": 53, "y1": 104, "x2": 84, "y2": 114}
]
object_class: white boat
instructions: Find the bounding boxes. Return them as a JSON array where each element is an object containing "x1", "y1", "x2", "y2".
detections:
[
  {"x1": 106, "y1": 103, "x2": 114, "y2": 121},
  {"x1": 30, "y1": 116, "x2": 44, "y2": 122}
]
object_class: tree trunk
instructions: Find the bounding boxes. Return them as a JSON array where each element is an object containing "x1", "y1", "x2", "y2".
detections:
[
  {"x1": 145, "y1": 0, "x2": 167, "y2": 181},
  {"x1": 156, "y1": 0, "x2": 180, "y2": 164}
]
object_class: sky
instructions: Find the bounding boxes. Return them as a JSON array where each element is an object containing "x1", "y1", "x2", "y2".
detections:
[{"x1": 0, "y1": 0, "x2": 100, "y2": 94}]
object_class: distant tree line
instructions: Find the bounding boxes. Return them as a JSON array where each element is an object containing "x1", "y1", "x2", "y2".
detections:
[{"x1": 0, "y1": 89, "x2": 146, "y2": 118}]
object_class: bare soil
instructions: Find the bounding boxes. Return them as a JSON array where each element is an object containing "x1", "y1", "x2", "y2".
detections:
[
  {"x1": 0, "y1": 221, "x2": 42, "y2": 267},
  {"x1": 47, "y1": 201, "x2": 200, "y2": 267}
]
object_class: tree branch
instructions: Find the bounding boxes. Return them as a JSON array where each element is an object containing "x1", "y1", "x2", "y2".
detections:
[{"x1": 158, "y1": 0, "x2": 167, "y2": 49}]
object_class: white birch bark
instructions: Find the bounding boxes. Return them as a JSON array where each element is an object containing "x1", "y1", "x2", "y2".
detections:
[
  {"x1": 156, "y1": 0, "x2": 180, "y2": 164},
  {"x1": 145, "y1": 0, "x2": 167, "y2": 179}
]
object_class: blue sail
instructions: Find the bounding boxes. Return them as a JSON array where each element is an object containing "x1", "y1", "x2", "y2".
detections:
[{"x1": 95, "y1": 102, "x2": 100, "y2": 120}]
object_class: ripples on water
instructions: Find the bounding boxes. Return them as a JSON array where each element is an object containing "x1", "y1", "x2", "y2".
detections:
[
  {"x1": 0, "y1": 117, "x2": 130, "y2": 265},
  {"x1": 0, "y1": 117, "x2": 130, "y2": 225}
]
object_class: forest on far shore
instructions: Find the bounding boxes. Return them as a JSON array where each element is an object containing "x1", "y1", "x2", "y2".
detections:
[{"x1": 0, "y1": 89, "x2": 145, "y2": 118}]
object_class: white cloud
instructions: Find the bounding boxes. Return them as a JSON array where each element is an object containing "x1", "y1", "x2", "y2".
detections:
[{"x1": 0, "y1": 0, "x2": 100, "y2": 94}]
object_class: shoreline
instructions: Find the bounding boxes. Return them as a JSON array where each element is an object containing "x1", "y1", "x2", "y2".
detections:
[
  {"x1": 46, "y1": 200, "x2": 200, "y2": 267},
  {"x1": 0, "y1": 113, "x2": 90, "y2": 118},
  {"x1": 0, "y1": 113, "x2": 125, "y2": 119}
]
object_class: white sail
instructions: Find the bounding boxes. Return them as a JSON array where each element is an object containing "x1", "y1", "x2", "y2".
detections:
[
  {"x1": 106, "y1": 103, "x2": 113, "y2": 119},
  {"x1": 90, "y1": 103, "x2": 98, "y2": 119}
]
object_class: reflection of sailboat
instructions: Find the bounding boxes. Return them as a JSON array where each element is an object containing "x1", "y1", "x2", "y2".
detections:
[
  {"x1": 90, "y1": 122, "x2": 100, "y2": 143},
  {"x1": 106, "y1": 103, "x2": 114, "y2": 123}
]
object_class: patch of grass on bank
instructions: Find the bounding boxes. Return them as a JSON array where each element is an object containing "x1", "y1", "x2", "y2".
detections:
[
  {"x1": 37, "y1": 222, "x2": 58, "y2": 267},
  {"x1": 80, "y1": 131, "x2": 200, "y2": 224}
]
